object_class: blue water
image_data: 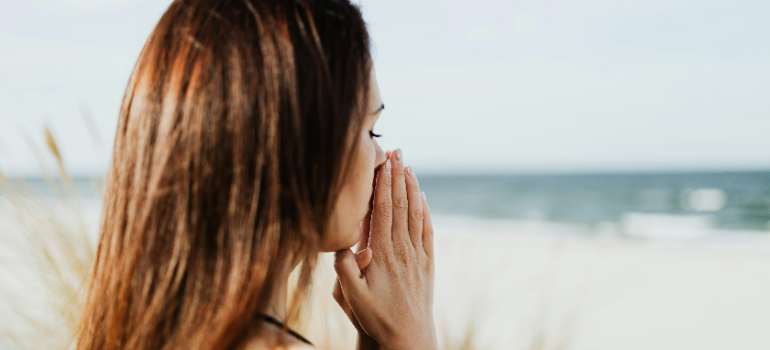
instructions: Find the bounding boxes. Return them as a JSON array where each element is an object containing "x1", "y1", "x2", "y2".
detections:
[
  {"x1": 418, "y1": 171, "x2": 770, "y2": 231},
  {"x1": 4, "y1": 171, "x2": 770, "y2": 231}
]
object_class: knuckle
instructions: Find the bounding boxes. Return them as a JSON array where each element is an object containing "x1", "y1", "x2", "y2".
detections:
[
  {"x1": 332, "y1": 289, "x2": 343, "y2": 303},
  {"x1": 380, "y1": 249, "x2": 396, "y2": 267},
  {"x1": 375, "y1": 243, "x2": 392, "y2": 258},
  {"x1": 410, "y1": 209, "x2": 424, "y2": 222},
  {"x1": 394, "y1": 246, "x2": 411, "y2": 265},
  {"x1": 377, "y1": 202, "x2": 393, "y2": 218},
  {"x1": 424, "y1": 256, "x2": 434, "y2": 269},
  {"x1": 382, "y1": 176, "x2": 392, "y2": 188},
  {"x1": 419, "y1": 256, "x2": 432, "y2": 274},
  {"x1": 393, "y1": 197, "x2": 409, "y2": 210}
]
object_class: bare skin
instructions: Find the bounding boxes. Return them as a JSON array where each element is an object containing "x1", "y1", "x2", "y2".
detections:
[
  {"x1": 247, "y1": 66, "x2": 437, "y2": 350},
  {"x1": 334, "y1": 148, "x2": 437, "y2": 350}
]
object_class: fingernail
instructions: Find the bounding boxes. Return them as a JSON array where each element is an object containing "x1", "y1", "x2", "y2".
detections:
[
  {"x1": 385, "y1": 159, "x2": 391, "y2": 174},
  {"x1": 394, "y1": 149, "x2": 402, "y2": 162},
  {"x1": 405, "y1": 166, "x2": 412, "y2": 177}
]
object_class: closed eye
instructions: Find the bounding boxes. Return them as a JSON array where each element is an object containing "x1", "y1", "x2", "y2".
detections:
[{"x1": 369, "y1": 131, "x2": 382, "y2": 138}]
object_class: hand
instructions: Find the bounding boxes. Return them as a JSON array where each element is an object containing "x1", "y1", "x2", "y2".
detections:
[
  {"x1": 332, "y1": 208, "x2": 372, "y2": 332},
  {"x1": 332, "y1": 151, "x2": 391, "y2": 350},
  {"x1": 334, "y1": 149, "x2": 437, "y2": 350},
  {"x1": 332, "y1": 207, "x2": 378, "y2": 350}
]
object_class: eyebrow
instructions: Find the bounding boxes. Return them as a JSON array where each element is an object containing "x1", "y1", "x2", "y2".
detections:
[{"x1": 371, "y1": 103, "x2": 384, "y2": 115}]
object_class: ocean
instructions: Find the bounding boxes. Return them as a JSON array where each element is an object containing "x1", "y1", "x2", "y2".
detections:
[
  {"x1": 419, "y1": 171, "x2": 770, "y2": 232},
  {"x1": 4, "y1": 170, "x2": 769, "y2": 233}
]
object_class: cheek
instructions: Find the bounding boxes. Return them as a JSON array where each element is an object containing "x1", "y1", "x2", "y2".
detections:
[
  {"x1": 320, "y1": 138, "x2": 376, "y2": 251},
  {"x1": 355, "y1": 141, "x2": 377, "y2": 204},
  {"x1": 348, "y1": 141, "x2": 377, "y2": 230},
  {"x1": 349, "y1": 136, "x2": 376, "y2": 200}
]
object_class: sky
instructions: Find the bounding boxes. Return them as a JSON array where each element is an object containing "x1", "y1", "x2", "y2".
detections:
[{"x1": 0, "y1": 0, "x2": 768, "y2": 176}]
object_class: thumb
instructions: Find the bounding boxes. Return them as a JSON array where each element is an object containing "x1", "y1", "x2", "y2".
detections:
[
  {"x1": 334, "y1": 248, "x2": 366, "y2": 296},
  {"x1": 355, "y1": 247, "x2": 372, "y2": 272}
]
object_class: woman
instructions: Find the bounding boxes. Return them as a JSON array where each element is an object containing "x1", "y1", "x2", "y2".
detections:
[{"x1": 75, "y1": 0, "x2": 437, "y2": 349}]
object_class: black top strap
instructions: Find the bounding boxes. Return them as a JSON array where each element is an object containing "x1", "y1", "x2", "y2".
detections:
[{"x1": 257, "y1": 313, "x2": 313, "y2": 346}]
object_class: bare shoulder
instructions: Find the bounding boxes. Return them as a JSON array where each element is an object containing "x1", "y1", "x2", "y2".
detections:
[
  {"x1": 243, "y1": 338, "x2": 315, "y2": 350},
  {"x1": 287, "y1": 343, "x2": 316, "y2": 350},
  {"x1": 243, "y1": 340, "x2": 315, "y2": 350}
]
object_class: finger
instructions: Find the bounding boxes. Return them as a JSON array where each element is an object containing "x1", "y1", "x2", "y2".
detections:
[
  {"x1": 389, "y1": 149, "x2": 410, "y2": 249},
  {"x1": 421, "y1": 192, "x2": 434, "y2": 259},
  {"x1": 334, "y1": 249, "x2": 367, "y2": 296},
  {"x1": 369, "y1": 158, "x2": 392, "y2": 252},
  {"x1": 354, "y1": 201, "x2": 373, "y2": 253},
  {"x1": 332, "y1": 278, "x2": 358, "y2": 327},
  {"x1": 332, "y1": 277, "x2": 346, "y2": 307},
  {"x1": 405, "y1": 166, "x2": 423, "y2": 251},
  {"x1": 355, "y1": 248, "x2": 372, "y2": 272}
]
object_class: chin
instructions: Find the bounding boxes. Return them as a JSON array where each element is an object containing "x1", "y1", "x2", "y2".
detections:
[
  {"x1": 342, "y1": 231, "x2": 361, "y2": 250},
  {"x1": 320, "y1": 226, "x2": 360, "y2": 252}
]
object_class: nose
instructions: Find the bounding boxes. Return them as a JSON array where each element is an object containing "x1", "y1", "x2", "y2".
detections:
[{"x1": 374, "y1": 140, "x2": 387, "y2": 168}]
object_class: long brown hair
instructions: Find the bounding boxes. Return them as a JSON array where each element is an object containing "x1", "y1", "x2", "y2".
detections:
[{"x1": 75, "y1": 0, "x2": 370, "y2": 349}]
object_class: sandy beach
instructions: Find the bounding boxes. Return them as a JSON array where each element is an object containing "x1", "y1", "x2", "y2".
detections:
[
  {"x1": 3, "y1": 202, "x2": 770, "y2": 350},
  {"x1": 428, "y1": 215, "x2": 770, "y2": 350}
]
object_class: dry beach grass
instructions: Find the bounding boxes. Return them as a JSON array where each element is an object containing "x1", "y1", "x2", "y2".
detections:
[{"x1": 0, "y1": 127, "x2": 95, "y2": 349}]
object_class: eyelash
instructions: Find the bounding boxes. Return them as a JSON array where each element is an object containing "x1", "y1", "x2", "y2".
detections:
[{"x1": 369, "y1": 131, "x2": 382, "y2": 139}]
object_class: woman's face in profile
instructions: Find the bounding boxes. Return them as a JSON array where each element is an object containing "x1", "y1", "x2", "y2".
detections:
[{"x1": 322, "y1": 66, "x2": 387, "y2": 252}]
